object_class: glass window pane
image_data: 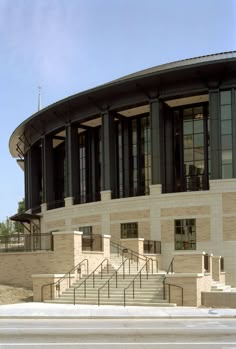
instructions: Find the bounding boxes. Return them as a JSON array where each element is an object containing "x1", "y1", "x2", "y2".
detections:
[
  {"x1": 195, "y1": 161, "x2": 204, "y2": 174},
  {"x1": 221, "y1": 120, "x2": 232, "y2": 135},
  {"x1": 221, "y1": 135, "x2": 232, "y2": 150},
  {"x1": 184, "y1": 121, "x2": 193, "y2": 135},
  {"x1": 194, "y1": 119, "x2": 203, "y2": 133},
  {"x1": 184, "y1": 135, "x2": 193, "y2": 148},
  {"x1": 194, "y1": 148, "x2": 204, "y2": 161},
  {"x1": 220, "y1": 90, "x2": 231, "y2": 105},
  {"x1": 222, "y1": 150, "x2": 232, "y2": 164},
  {"x1": 221, "y1": 105, "x2": 232, "y2": 120},
  {"x1": 184, "y1": 149, "x2": 193, "y2": 162},
  {"x1": 194, "y1": 133, "x2": 204, "y2": 147},
  {"x1": 222, "y1": 164, "x2": 232, "y2": 179}
]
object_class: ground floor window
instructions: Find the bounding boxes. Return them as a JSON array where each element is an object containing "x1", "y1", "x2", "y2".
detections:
[
  {"x1": 175, "y1": 219, "x2": 196, "y2": 250},
  {"x1": 121, "y1": 223, "x2": 138, "y2": 239}
]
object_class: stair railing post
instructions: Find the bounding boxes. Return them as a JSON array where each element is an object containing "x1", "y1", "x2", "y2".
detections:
[
  {"x1": 132, "y1": 280, "x2": 135, "y2": 299},
  {"x1": 98, "y1": 289, "x2": 100, "y2": 306},
  {"x1": 124, "y1": 289, "x2": 126, "y2": 307},
  {"x1": 140, "y1": 271, "x2": 141, "y2": 288},
  {"x1": 116, "y1": 271, "x2": 118, "y2": 288},
  {"x1": 73, "y1": 287, "x2": 75, "y2": 305},
  {"x1": 129, "y1": 258, "x2": 131, "y2": 274},
  {"x1": 69, "y1": 271, "x2": 71, "y2": 287},
  {"x1": 108, "y1": 280, "x2": 110, "y2": 298}
]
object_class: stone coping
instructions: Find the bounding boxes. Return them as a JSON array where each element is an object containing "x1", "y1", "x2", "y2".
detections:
[
  {"x1": 32, "y1": 274, "x2": 76, "y2": 278},
  {"x1": 82, "y1": 251, "x2": 104, "y2": 255},
  {"x1": 52, "y1": 231, "x2": 83, "y2": 236},
  {"x1": 165, "y1": 273, "x2": 204, "y2": 278},
  {"x1": 120, "y1": 238, "x2": 144, "y2": 241},
  {"x1": 172, "y1": 250, "x2": 212, "y2": 256}
]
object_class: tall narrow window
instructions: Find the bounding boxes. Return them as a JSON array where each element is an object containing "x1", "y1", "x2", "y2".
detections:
[
  {"x1": 141, "y1": 116, "x2": 151, "y2": 195},
  {"x1": 220, "y1": 90, "x2": 232, "y2": 178},
  {"x1": 183, "y1": 105, "x2": 208, "y2": 191}
]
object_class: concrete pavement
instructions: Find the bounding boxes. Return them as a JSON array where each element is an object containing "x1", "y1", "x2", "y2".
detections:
[{"x1": 0, "y1": 302, "x2": 235, "y2": 319}]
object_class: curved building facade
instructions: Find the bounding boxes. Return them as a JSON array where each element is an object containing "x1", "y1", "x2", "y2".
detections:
[{"x1": 9, "y1": 52, "x2": 236, "y2": 285}]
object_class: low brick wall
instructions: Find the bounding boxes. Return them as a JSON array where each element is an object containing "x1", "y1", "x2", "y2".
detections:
[{"x1": 202, "y1": 291, "x2": 236, "y2": 308}]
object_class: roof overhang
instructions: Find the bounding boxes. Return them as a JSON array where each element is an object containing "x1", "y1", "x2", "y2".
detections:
[
  {"x1": 10, "y1": 213, "x2": 40, "y2": 223},
  {"x1": 9, "y1": 51, "x2": 236, "y2": 159}
]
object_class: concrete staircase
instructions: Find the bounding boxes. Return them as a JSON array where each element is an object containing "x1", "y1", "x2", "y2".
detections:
[
  {"x1": 211, "y1": 281, "x2": 233, "y2": 292},
  {"x1": 45, "y1": 254, "x2": 176, "y2": 307}
]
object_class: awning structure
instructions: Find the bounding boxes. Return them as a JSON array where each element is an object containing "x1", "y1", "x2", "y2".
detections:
[{"x1": 10, "y1": 213, "x2": 40, "y2": 234}]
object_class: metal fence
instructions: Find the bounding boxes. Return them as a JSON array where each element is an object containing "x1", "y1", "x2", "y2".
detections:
[
  {"x1": 0, "y1": 233, "x2": 53, "y2": 253},
  {"x1": 82, "y1": 234, "x2": 103, "y2": 252},
  {"x1": 144, "y1": 240, "x2": 161, "y2": 254}
]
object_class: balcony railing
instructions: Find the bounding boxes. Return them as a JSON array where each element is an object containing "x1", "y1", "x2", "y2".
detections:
[
  {"x1": 144, "y1": 240, "x2": 161, "y2": 254},
  {"x1": 82, "y1": 234, "x2": 103, "y2": 252},
  {"x1": 0, "y1": 233, "x2": 53, "y2": 253}
]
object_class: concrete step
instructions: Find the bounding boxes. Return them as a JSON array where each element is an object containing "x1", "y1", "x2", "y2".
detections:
[{"x1": 46, "y1": 299, "x2": 176, "y2": 307}]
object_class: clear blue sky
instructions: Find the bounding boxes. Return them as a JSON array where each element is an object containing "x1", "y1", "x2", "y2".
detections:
[{"x1": 0, "y1": 0, "x2": 236, "y2": 221}]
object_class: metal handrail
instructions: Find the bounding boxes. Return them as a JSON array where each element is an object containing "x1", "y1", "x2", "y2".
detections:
[
  {"x1": 110, "y1": 240, "x2": 154, "y2": 274},
  {"x1": 73, "y1": 258, "x2": 109, "y2": 305},
  {"x1": 97, "y1": 258, "x2": 130, "y2": 306},
  {"x1": 123, "y1": 260, "x2": 150, "y2": 306},
  {"x1": 165, "y1": 283, "x2": 184, "y2": 306},
  {"x1": 163, "y1": 257, "x2": 174, "y2": 300},
  {"x1": 41, "y1": 258, "x2": 89, "y2": 302}
]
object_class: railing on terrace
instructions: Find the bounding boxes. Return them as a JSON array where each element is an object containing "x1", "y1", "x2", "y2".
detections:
[
  {"x1": 144, "y1": 240, "x2": 161, "y2": 254},
  {"x1": 82, "y1": 234, "x2": 103, "y2": 252},
  {"x1": 47, "y1": 199, "x2": 65, "y2": 210},
  {"x1": 0, "y1": 233, "x2": 53, "y2": 253},
  {"x1": 74, "y1": 192, "x2": 101, "y2": 205}
]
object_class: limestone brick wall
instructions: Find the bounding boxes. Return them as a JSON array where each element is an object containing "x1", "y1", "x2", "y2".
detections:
[
  {"x1": 202, "y1": 291, "x2": 236, "y2": 308},
  {"x1": 37, "y1": 179, "x2": 236, "y2": 285},
  {"x1": 0, "y1": 252, "x2": 55, "y2": 288},
  {"x1": 81, "y1": 252, "x2": 109, "y2": 274},
  {"x1": 33, "y1": 274, "x2": 75, "y2": 302},
  {"x1": 173, "y1": 254, "x2": 204, "y2": 274}
]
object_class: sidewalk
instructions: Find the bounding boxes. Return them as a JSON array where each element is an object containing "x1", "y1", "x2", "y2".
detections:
[{"x1": 0, "y1": 302, "x2": 235, "y2": 319}]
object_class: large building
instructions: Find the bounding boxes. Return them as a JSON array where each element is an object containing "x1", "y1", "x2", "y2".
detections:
[{"x1": 9, "y1": 51, "x2": 236, "y2": 286}]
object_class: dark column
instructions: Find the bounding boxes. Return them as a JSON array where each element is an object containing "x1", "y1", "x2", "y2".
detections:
[
  {"x1": 150, "y1": 98, "x2": 163, "y2": 185},
  {"x1": 28, "y1": 146, "x2": 41, "y2": 210},
  {"x1": 123, "y1": 119, "x2": 130, "y2": 197},
  {"x1": 232, "y1": 88, "x2": 236, "y2": 178},
  {"x1": 41, "y1": 135, "x2": 54, "y2": 205},
  {"x1": 209, "y1": 89, "x2": 221, "y2": 179},
  {"x1": 164, "y1": 105, "x2": 174, "y2": 193},
  {"x1": 89, "y1": 128, "x2": 97, "y2": 201},
  {"x1": 65, "y1": 123, "x2": 80, "y2": 200},
  {"x1": 24, "y1": 152, "x2": 30, "y2": 211},
  {"x1": 101, "y1": 110, "x2": 116, "y2": 195}
]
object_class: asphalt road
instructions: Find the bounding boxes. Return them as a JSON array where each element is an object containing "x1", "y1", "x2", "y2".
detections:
[{"x1": 0, "y1": 318, "x2": 235, "y2": 348}]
